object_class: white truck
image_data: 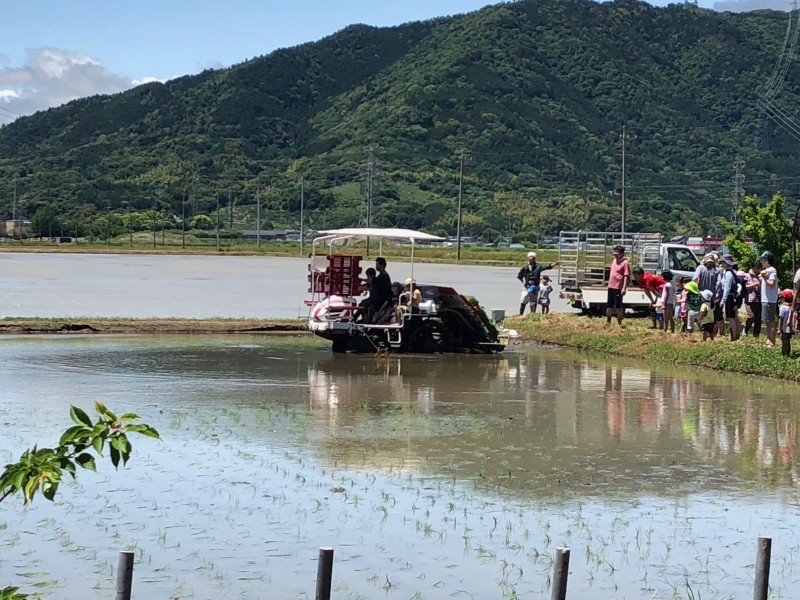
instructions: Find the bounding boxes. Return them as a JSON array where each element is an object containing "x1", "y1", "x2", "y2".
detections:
[{"x1": 557, "y1": 231, "x2": 700, "y2": 315}]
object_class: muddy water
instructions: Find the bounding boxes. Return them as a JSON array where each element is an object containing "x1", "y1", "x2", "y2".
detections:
[{"x1": 1, "y1": 336, "x2": 799, "y2": 599}]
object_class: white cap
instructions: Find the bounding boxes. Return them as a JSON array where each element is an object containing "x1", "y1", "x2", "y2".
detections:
[{"x1": 527, "y1": 251, "x2": 537, "y2": 259}]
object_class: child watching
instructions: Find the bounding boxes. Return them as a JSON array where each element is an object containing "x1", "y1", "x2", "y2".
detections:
[
  {"x1": 657, "y1": 270, "x2": 675, "y2": 333},
  {"x1": 675, "y1": 277, "x2": 688, "y2": 332},
  {"x1": 684, "y1": 281, "x2": 702, "y2": 334},
  {"x1": 356, "y1": 268, "x2": 377, "y2": 322},
  {"x1": 538, "y1": 276, "x2": 554, "y2": 314},
  {"x1": 700, "y1": 289, "x2": 715, "y2": 340},
  {"x1": 779, "y1": 289, "x2": 794, "y2": 357}
]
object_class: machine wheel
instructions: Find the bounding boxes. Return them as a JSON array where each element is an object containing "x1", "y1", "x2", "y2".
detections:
[
  {"x1": 331, "y1": 336, "x2": 349, "y2": 353},
  {"x1": 409, "y1": 320, "x2": 451, "y2": 353}
]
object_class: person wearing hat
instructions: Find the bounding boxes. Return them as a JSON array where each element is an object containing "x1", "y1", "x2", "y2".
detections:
[
  {"x1": 759, "y1": 251, "x2": 779, "y2": 348},
  {"x1": 683, "y1": 280, "x2": 703, "y2": 333},
  {"x1": 516, "y1": 251, "x2": 559, "y2": 315},
  {"x1": 779, "y1": 288, "x2": 795, "y2": 357},
  {"x1": 699, "y1": 289, "x2": 715, "y2": 340},
  {"x1": 693, "y1": 252, "x2": 719, "y2": 296},
  {"x1": 719, "y1": 256, "x2": 742, "y2": 341},
  {"x1": 396, "y1": 277, "x2": 422, "y2": 322}
]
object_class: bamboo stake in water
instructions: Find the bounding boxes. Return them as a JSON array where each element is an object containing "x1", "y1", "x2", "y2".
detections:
[
  {"x1": 551, "y1": 547, "x2": 570, "y2": 600},
  {"x1": 754, "y1": 537, "x2": 772, "y2": 600},
  {"x1": 115, "y1": 551, "x2": 134, "y2": 600},
  {"x1": 315, "y1": 547, "x2": 334, "y2": 600}
]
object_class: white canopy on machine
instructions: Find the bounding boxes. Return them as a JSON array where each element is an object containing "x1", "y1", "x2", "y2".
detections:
[
  {"x1": 313, "y1": 227, "x2": 444, "y2": 281},
  {"x1": 317, "y1": 227, "x2": 444, "y2": 242}
]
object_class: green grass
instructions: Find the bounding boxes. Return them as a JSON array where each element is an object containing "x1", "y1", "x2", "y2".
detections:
[{"x1": 511, "y1": 313, "x2": 800, "y2": 382}]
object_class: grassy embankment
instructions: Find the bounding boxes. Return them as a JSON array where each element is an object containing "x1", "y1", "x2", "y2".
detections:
[
  {"x1": 0, "y1": 317, "x2": 307, "y2": 335},
  {"x1": 510, "y1": 313, "x2": 800, "y2": 382}
]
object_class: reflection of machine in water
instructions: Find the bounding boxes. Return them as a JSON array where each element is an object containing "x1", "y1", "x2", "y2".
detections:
[{"x1": 307, "y1": 354, "x2": 510, "y2": 416}]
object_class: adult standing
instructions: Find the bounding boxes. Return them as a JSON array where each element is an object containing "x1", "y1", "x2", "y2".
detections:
[
  {"x1": 693, "y1": 253, "x2": 719, "y2": 295},
  {"x1": 370, "y1": 257, "x2": 392, "y2": 323},
  {"x1": 631, "y1": 266, "x2": 666, "y2": 328},
  {"x1": 517, "y1": 251, "x2": 559, "y2": 315},
  {"x1": 694, "y1": 253, "x2": 722, "y2": 336},
  {"x1": 791, "y1": 263, "x2": 800, "y2": 341},
  {"x1": 759, "y1": 251, "x2": 779, "y2": 348},
  {"x1": 606, "y1": 245, "x2": 630, "y2": 327},
  {"x1": 744, "y1": 261, "x2": 762, "y2": 337},
  {"x1": 719, "y1": 257, "x2": 741, "y2": 341}
]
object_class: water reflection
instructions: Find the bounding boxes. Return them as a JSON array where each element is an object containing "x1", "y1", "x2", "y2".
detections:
[
  {"x1": 3, "y1": 337, "x2": 800, "y2": 600},
  {"x1": 305, "y1": 352, "x2": 800, "y2": 496}
]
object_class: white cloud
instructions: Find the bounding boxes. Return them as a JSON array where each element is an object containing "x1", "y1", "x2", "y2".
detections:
[
  {"x1": 132, "y1": 76, "x2": 165, "y2": 86},
  {"x1": 0, "y1": 48, "x2": 137, "y2": 122},
  {"x1": 712, "y1": 0, "x2": 790, "y2": 10}
]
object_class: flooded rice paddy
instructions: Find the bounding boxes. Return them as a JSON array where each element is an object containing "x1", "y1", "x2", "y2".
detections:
[{"x1": 1, "y1": 335, "x2": 800, "y2": 599}]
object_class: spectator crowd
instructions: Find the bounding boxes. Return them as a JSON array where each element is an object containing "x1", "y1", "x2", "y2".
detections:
[{"x1": 607, "y1": 247, "x2": 800, "y2": 357}]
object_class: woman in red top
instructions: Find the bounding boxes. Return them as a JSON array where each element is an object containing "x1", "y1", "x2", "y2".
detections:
[{"x1": 632, "y1": 266, "x2": 666, "y2": 329}]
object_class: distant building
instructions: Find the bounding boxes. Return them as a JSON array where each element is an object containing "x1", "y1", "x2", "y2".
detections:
[{"x1": 5, "y1": 219, "x2": 31, "y2": 238}]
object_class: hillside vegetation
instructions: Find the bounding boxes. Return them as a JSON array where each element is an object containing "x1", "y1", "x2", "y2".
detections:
[{"x1": 1, "y1": 0, "x2": 799, "y2": 243}]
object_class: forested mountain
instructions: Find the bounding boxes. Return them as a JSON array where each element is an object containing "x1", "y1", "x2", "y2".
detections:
[{"x1": 1, "y1": 0, "x2": 799, "y2": 241}]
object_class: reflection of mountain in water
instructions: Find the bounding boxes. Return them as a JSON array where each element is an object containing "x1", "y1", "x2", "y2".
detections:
[{"x1": 306, "y1": 352, "x2": 800, "y2": 498}]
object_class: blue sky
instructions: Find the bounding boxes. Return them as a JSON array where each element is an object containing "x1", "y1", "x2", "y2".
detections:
[{"x1": 0, "y1": 0, "x2": 788, "y2": 122}]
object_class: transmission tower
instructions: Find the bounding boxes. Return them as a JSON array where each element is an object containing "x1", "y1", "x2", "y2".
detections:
[
  {"x1": 731, "y1": 155, "x2": 745, "y2": 224},
  {"x1": 362, "y1": 145, "x2": 378, "y2": 229},
  {"x1": 757, "y1": 0, "x2": 800, "y2": 150}
]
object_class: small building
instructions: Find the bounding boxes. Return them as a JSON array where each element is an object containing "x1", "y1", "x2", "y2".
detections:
[{"x1": 5, "y1": 219, "x2": 31, "y2": 239}]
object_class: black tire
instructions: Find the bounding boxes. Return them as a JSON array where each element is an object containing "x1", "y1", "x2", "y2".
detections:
[
  {"x1": 331, "y1": 336, "x2": 349, "y2": 353},
  {"x1": 586, "y1": 303, "x2": 605, "y2": 317}
]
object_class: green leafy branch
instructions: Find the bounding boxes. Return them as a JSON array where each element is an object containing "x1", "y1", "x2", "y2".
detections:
[{"x1": 0, "y1": 402, "x2": 159, "y2": 505}]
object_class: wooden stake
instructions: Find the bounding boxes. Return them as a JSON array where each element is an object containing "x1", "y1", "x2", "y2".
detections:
[
  {"x1": 754, "y1": 537, "x2": 772, "y2": 600},
  {"x1": 115, "y1": 551, "x2": 134, "y2": 600},
  {"x1": 551, "y1": 547, "x2": 570, "y2": 600},
  {"x1": 315, "y1": 547, "x2": 334, "y2": 600}
]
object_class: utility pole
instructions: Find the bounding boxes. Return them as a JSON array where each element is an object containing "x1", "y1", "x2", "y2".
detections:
[
  {"x1": 732, "y1": 155, "x2": 745, "y2": 224},
  {"x1": 12, "y1": 172, "x2": 18, "y2": 229},
  {"x1": 192, "y1": 176, "x2": 199, "y2": 215},
  {"x1": 300, "y1": 176, "x2": 305, "y2": 257},
  {"x1": 228, "y1": 176, "x2": 234, "y2": 229},
  {"x1": 11, "y1": 172, "x2": 18, "y2": 240},
  {"x1": 365, "y1": 145, "x2": 377, "y2": 257},
  {"x1": 181, "y1": 192, "x2": 186, "y2": 249},
  {"x1": 216, "y1": 194, "x2": 221, "y2": 251},
  {"x1": 620, "y1": 126, "x2": 635, "y2": 235},
  {"x1": 457, "y1": 152, "x2": 465, "y2": 262},
  {"x1": 122, "y1": 201, "x2": 131, "y2": 246},
  {"x1": 106, "y1": 202, "x2": 112, "y2": 245},
  {"x1": 256, "y1": 183, "x2": 261, "y2": 250}
]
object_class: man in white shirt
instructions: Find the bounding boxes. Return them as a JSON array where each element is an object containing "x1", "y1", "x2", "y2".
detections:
[{"x1": 759, "y1": 251, "x2": 779, "y2": 348}]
